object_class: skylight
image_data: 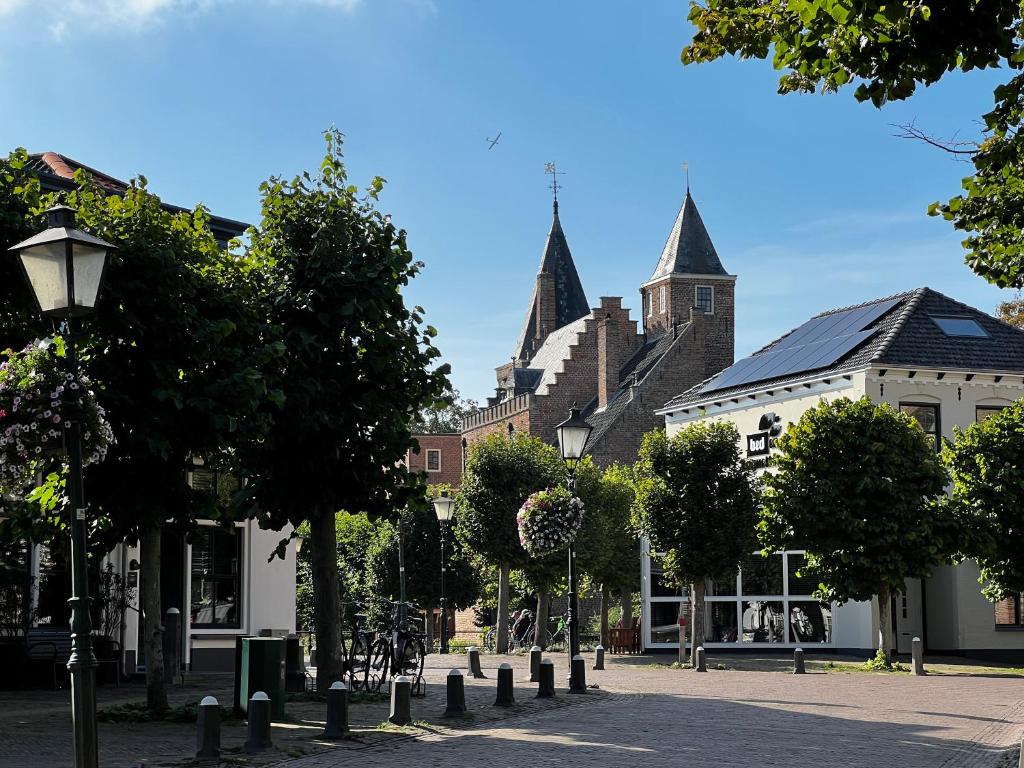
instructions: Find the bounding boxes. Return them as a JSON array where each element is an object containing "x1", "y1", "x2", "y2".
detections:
[{"x1": 931, "y1": 316, "x2": 989, "y2": 338}]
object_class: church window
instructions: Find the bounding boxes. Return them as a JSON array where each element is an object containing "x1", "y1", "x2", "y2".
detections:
[
  {"x1": 696, "y1": 285, "x2": 714, "y2": 314},
  {"x1": 647, "y1": 291, "x2": 653, "y2": 317},
  {"x1": 659, "y1": 285, "x2": 666, "y2": 313}
]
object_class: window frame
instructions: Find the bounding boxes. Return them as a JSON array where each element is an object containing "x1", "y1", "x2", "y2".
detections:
[
  {"x1": 426, "y1": 448, "x2": 441, "y2": 472},
  {"x1": 995, "y1": 592, "x2": 1024, "y2": 630},
  {"x1": 189, "y1": 525, "x2": 243, "y2": 630},
  {"x1": 929, "y1": 315, "x2": 990, "y2": 338},
  {"x1": 976, "y1": 405, "x2": 1006, "y2": 423},
  {"x1": 695, "y1": 285, "x2": 714, "y2": 315},
  {"x1": 659, "y1": 285, "x2": 666, "y2": 314},
  {"x1": 899, "y1": 401, "x2": 941, "y2": 452},
  {"x1": 647, "y1": 290, "x2": 653, "y2": 317}
]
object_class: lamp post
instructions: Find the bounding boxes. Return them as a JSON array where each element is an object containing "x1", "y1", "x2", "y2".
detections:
[
  {"x1": 554, "y1": 405, "x2": 592, "y2": 693},
  {"x1": 431, "y1": 490, "x2": 456, "y2": 654},
  {"x1": 9, "y1": 205, "x2": 114, "y2": 768}
]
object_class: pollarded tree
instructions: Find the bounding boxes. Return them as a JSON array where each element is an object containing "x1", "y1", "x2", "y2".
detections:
[
  {"x1": 454, "y1": 432, "x2": 563, "y2": 653},
  {"x1": 633, "y1": 424, "x2": 759, "y2": 666},
  {"x1": 681, "y1": 0, "x2": 1024, "y2": 288},
  {"x1": 943, "y1": 399, "x2": 1024, "y2": 601},
  {"x1": 762, "y1": 397, "x2": 953, "y2": 663},
  {"x1": 576, "y1": 461, "x2": 639, "y2": 647},
  {"x1": 238, "y1": 130, "x2": 449, "y2": 692}
]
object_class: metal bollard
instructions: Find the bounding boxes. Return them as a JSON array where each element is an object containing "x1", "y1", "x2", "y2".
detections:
[
  {"x1": 912, "y1": 637, "x2": 925, "y2": 676},
  {"x1": 195, "y1": 695, "x2": 220, "y2": 761},
  {"x1": 569, "y1": 654, "x2": 587, "y2": 693},
  {"x1": 445, "y1": 668, "x2": 467, "y2": 716},
  {"x1": 467, "y1": 646, "x2": 486, "y2": 679},
  {"x1": 593, "y1": 645, "x2": 605, "y2": 671},
  {"x1": 389, "y1": 676, "x2": 413, "y2": 726},
  {"x1": 244, "y1": 692, "x2": 273, "y2": 753},
  {"x1": 529, "y1": 645, "x2": 542, "y2": 682},
  {"x1": 495, "y1": 663, "x2": 515, "y2": 706},
  {"x1": 793, "y1": 648, "x2": 806, "y2": 675},
  {"x1": 163, "y1": 607, "x2": 181, "y2": 685},
  {"x1": 536, "y1": 658, "x2": 556, "y2": 698},
  {"x1": 323, "y1": 681, "x2": 348, "y2": 739},
  {"x1": 696, "y1": 646, "x2": 707, "y2": 672}
]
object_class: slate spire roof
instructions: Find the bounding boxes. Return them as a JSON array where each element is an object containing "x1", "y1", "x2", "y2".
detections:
[
  {"x1": 512, "y1": 201, "x2": 590, "y2": 361},
  {"x1": 648, "y1": 189, "x2": 727, "y2": 281}
]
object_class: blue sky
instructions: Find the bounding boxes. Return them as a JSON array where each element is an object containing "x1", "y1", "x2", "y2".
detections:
[{"x1": 0, "y1": 0, "x2": 1012, "y2": 402}]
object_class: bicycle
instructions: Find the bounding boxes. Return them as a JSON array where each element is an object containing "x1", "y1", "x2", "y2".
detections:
[
  {"x1": 365, "y1": 600, "x2": 427, "y2": 694},
  {"x1": 342, "y1": 604, "x2": 378, "y2": 692}
]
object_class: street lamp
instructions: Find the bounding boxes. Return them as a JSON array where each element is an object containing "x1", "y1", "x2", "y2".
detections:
[
  {"x1": 431, "y1": 490, "x2": 456, "y2": 655},
  {"x1": 9, "y1": 204, "x2": 114, "y2": 768},
  {"x1": 555, "y1": 405, "x2": 592, "y2": 694}
]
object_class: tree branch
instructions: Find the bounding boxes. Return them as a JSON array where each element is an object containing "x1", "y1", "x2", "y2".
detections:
[{"x1": 893, "y1": 120, "x2": 978, "y2": 162}]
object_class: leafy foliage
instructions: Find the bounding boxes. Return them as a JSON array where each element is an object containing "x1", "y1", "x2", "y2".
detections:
[
  {"x1": 942, "y1": 399, "x2": 1024, "y2": 600},
  {"x1": 454, "y1": 432, "x2": 564, "y2": 567},
  {"x1": 761, "y1": 397, "x2": 953, "y2": 603},
  {"x1": 632, "y1": 424, "x2": 759, "y2": 588},
  {"x1": 575, "y1": 461, "x2": 640, "y2": 596},
  {"x1": 411, "y1": 389, "x2": 479, "y2": 434},
  {"x1": 997, "y1": 293, "x2": 1024, "y2": 328},
  {"x1": 681, "y1": 0, "x2": 1024, "y2": 288}
]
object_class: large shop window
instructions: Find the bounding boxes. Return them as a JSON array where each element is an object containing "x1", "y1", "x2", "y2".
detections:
[
  {"x1": 899, "y1": 403, "x2": 940, "y2": 451},
  {"x1": 191, "y1": 527, "x2": 242, "y2": 628},
  {"x1": 995, "y1": 593, "x2": 1023, "y2": 628},
  {"x1": 648, "y1": 551, "x2": 832, "y2": 645}
]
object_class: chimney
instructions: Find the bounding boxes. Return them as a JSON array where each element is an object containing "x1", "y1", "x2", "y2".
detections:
[{"x1": 597, "y1": 297, "x2": 631, "y2": 409}]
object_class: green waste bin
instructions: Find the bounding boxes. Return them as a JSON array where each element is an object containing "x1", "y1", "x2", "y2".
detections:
[{"x1": 238, "y1": 637, "x2": 286, "y2": 719}]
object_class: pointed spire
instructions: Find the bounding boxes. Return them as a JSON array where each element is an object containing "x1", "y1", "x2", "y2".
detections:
[{"x1": 648, "y1": 189, "x2": 726, "y2": 281}]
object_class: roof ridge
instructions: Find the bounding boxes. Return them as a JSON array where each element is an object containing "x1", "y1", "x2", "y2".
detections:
[{"x1": 868, "y1": 286, "x2": 929, "y2": 363}]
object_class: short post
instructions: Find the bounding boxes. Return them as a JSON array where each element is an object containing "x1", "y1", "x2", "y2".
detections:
[
  {"x1": 593, "y1": 645, "x2": 605, "y2": 671},
  {"x1": 536, "y1": 658, "x2": 556, "y2": 698},
  {"x1": 569, "y1": 654, "x2": 587, "y2": 693},
  {"x1": 444, "y1": 669, "x2": 467, "y2": 716},
  {"x1": 389, "y1": 676, "x2": 413, "y2": 726},
  {"x1": 323, "y1": 681, "x2": 348, "y2": 739},
  {"x1": 495, "y1": 662, "x2": 515, "y2": 706},
  {"x1": 1018, "y1": 733, "x2": 1023, "y2": 768},
  {"x1": 912, "y1": 637, "x2": 925, "y2": 676},
  {"x1": 163, "y1": 607, "x2": 181, "y2": 685},
  {"x1": 793, "y1": 648, "x2": 806, "y2": 675},
  {"x1": 695, "y1": 646, "x2": 707, "y2": 673},
  {"x1": 195, "y1": 695, "x2": 220, "y2": 761},
  {"x1": 529, "y1": 646, "x2": 542, "y2": 682},
  {"x1": 467, "y1": 646, "x2": 486, "y2": 679},
  {"x1": 244, "y1": 691, "x2": 273, "y2": 753}
]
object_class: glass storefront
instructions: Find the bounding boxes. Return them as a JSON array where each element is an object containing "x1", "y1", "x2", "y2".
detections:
[{"x1": 644, "y1": 548, "x2": 834, "y2": 648}]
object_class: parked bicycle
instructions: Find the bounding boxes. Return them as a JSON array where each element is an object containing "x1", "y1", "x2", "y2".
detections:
[
  {"x1": 342, "y1": 603, "x2": 378, "y2": 692},
  {"x1": 364, "y1": 600, "x2": 426, "y2": 694}
]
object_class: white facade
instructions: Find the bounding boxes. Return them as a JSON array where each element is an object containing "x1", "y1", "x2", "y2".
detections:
[{"x1": 650, "y1": 365, "x2": 1024, "y2": 659}]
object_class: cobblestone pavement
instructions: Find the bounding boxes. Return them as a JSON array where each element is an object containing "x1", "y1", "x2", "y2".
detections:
[{"x1": 1, "y1": 653, "x2": 1022, "y2": 767}]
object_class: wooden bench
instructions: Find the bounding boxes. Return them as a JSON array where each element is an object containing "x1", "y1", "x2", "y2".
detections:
[{"x1": 609, "y1": 618, "x2": 642, "y2": 655}]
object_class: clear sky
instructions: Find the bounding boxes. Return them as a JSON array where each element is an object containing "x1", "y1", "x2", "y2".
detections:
[{"x1": 0, "y1": 0, "x2": 1012, "y2": 403}]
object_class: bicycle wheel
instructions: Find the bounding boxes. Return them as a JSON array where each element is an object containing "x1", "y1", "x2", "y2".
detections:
[
  {"x1": 397, "y1": 634, "x2": 425, "y2": 681},
  {"x1": 483, "y1": 628, "x2": 496, "y2": 651},
  {"x1": 366, "y1": 636, "x2": 390, "y2": 693},
  {"x1": 348, "y1": 632, "x2": 371, "y2": 691}
]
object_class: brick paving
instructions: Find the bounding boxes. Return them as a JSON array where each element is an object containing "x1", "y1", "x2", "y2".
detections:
[{"x1": 1, "y1": 653, "x2": 1022, "y2": 767}]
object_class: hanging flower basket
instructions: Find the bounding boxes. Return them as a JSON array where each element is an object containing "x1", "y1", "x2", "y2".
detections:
[
  {"x1": 517, "y1": 486, "x2": 585, "y2": 557},
  {"x1": 0, "y1": 339, "x2": 113, "y2": 494}
]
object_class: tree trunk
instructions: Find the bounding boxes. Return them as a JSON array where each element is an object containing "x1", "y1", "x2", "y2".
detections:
[
  {"x1": 690, "y1": 580, "x2": 706, "y2": 669},
  {"x1": 424, "y1": 603, "x2": 434, "y2": 654},
  {"x1": 620, "y1": 590, "x2": 633, "y2": 628},
  {"x1": 535, "y1": 589, "x2": 549, "y2": 650},
  {"x1": 496, "y1": 562, "x2": 511, "y2": 654},
  {"x1": 140, "y1": 524, "x2": 167, "y2": 713},
  {"x1": 877, "y1": 584, "x2": 893, "y2": 665},
  {"x1": 599, "y1": 583, "x2": 610, "y2": 648},
  {"x1": 310, "y1": 508, "x2": 343, "y2": 691}
]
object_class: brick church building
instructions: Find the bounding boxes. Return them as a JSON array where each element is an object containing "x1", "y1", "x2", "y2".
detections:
[{"x1": 461, "y1": 189, "x2": 736, "y2": 464}]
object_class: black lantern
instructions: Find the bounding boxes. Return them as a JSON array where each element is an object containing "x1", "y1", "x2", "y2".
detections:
[
  {"x1": 431, "y1": 490, "x2": 456, "y2": 654},
  {"x1": 555, "y1": 405, "x2": 592, "y2": 468},
  {"x1": 9, "y1": 205, "x2": 114, "y2": 318}
]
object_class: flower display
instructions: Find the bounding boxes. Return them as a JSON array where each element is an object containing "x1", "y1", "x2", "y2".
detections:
[
  {"x1": 517, "y1": 486, "x2": 585, "y2": 557},
  {"x1": 0, "y1": 339, "x2": 113, "y2": 494}
]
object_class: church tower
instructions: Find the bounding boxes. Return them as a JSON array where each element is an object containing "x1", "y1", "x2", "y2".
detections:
[
  {"x1": 512, "y1": 200, "x2": 590, "y2": 362},
  {"x1": 641, "y1": 189, "x2": 735, "y2": 378}
]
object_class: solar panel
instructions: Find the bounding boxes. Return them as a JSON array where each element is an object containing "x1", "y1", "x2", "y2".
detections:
[{"x1": 704, "y1": 297, "x2": 901, "y2": 392}]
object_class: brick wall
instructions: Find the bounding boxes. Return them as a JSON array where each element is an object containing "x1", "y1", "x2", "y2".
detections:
[
  {"x1": 407, "y1": 433, "x2": 465, "y2": 487},
  {"x1": 597, "y1": 297, "x2": 642, "y2": 408},
  {"x1": 530, "y1": 314, "x2": 601, "y2": 447},
  {"x1": 643, "y1": 276, "x2": 735, "y2": 379}
]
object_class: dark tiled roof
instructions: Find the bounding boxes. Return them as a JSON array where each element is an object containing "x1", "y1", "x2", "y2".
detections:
[
  {"x1": 513, "y1": 203, "x2": 590, "y2": 360},
  {"x1": 648, "y1": 190, "x2": 727, "y2": 281},
  {"x1": 27, "y1": 151, "x2": 249, "y2": 242},
  {"x1": 586, "y1": 330, "x2": 678, "y2": 445},
  {"x1": 664, "y1": 287, "x2": 1024, "y2": 410}
]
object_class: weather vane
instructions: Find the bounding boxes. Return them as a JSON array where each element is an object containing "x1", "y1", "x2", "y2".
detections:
[{"x1": 545, "y1": 162, "x2": 565, "y2": 208}]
